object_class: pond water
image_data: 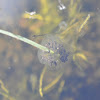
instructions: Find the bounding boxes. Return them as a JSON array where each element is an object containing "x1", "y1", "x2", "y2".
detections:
[{"x1": 0, "y1": 0, "x2": 100, "y2": 100}]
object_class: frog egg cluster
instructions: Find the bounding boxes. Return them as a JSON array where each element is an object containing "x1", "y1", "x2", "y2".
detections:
[{"x1": 38, "y1": 35, "x2": 70, "y2": 70}]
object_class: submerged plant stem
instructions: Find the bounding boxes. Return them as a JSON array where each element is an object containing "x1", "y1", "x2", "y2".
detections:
[{"x1": 0, "y1": 29, "x2": 54, "y2": 53}]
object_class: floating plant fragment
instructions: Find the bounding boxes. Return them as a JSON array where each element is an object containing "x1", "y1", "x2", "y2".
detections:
[{"x1": 38, "y1": 35, "x2": 70, "y2": 70}]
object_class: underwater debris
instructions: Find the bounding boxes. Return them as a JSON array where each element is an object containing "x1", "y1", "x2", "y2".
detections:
[
  {"x1": 29, "y1": 74, "x2": 37, "y2": 92},
  {"x1": 58, "y1": 0, "x2": 66, "y2": 10},
  {"x1": 59, "y1": 21, "x2": 67, "y2": 30},
  {"x1": 24, "y1": 11, "x2": 37, "y2": 19},
  {"x1": 25, "y1": 11, "x2": 36, "y2": 15},
  {"x1": 32, "y1": 34, "x2": 46, "y2": 38},
  {"x1": 23, "y1": 11, "x2": 43, "y2": 20},
  {"x1": 38, "y1": 35, "x2": 70, "y2": 70}
]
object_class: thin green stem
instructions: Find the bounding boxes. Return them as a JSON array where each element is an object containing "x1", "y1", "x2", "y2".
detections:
[{"x1": 0, "y1": 29, "x2": 54, "y2": 53}]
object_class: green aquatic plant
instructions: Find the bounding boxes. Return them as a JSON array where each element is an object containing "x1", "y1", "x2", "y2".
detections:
[
  {"x1": 0, "y1": 80, "x2": 15, "y2": 100},
  {"x1": 39, "y1": 66, "x2": 63, "y2": 97}
]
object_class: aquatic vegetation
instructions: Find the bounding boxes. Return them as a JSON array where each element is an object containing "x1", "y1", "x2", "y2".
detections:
[
  {"x1": 22, "y1": 0, "x2": 92, "y2": 71},
  {"x1": 39, "y1": 66, "x2": 63, "y2": 97},
  {"x1": 57, "y1": 80, "x2": 65, "y2": 94},
  {"x1": 0, "y1": 28, "x2": 67, "y2": 98},
  {"x1": 0, "y1": 80, "x2": 9, "y2": 94},
  {"x1": 78, "y1": 14, "x2": 90, "y2": 33},
  {"x1": 0, "y1": 0, "x2": 96, "y2": 99},
  {"x1": 0, "y1": 80, "x2": 15, "y2": 100},
  {"x1": 22, "y1": 0, "x2": 62, "y2": 34},
  {"x1": 39, "y1": 66, "x2": 46, "y2": 97}
]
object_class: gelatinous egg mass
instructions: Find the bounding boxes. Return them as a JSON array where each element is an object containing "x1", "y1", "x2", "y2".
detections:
[{"x1": 38, "y1": 35, "x2": 70, "y2": 70}]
